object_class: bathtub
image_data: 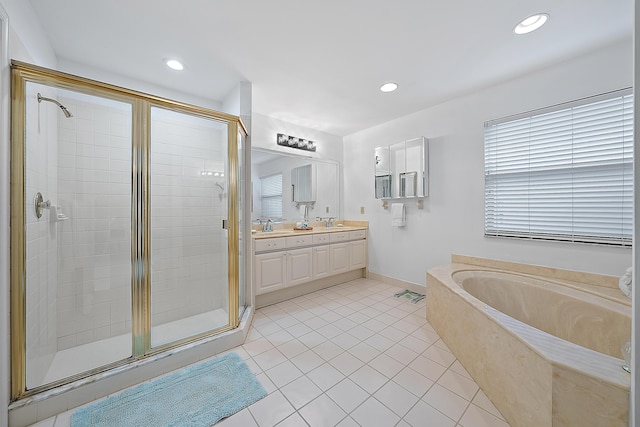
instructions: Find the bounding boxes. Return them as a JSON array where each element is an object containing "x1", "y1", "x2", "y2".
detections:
[{"x1": 426, "y1": 255, "x2": 631, "y2": 427}]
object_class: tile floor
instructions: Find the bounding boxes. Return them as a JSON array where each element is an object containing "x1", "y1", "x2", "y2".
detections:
[{"x1": 31, "y1": 278, "x2": 510, "y2": 427}]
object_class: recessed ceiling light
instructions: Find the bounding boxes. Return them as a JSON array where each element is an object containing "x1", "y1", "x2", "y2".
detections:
[
  {"x1": 514, "y1": 13, "x2": 549, "y2": 35},
  {"x1": 380, "y1": 82, "x2": 398, "y2": 93},
  {"x1": 165, "y1": 59, "x2": 184, "y2": 71}
]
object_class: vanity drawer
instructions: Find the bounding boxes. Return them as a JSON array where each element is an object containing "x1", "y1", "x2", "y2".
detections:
[
  {"x1": 286, "y1": 235, "x2": 313, "y2": 248},
  {"x1": 329, "y1": 232, "x2": 349, "y2": 242},
  {"x1": 254, "y1": 237, "x2": 286, "y2": 253},
  {"x1": 313, "y1": 234, "x2": 331, "y2": 245},
  {"x1": 349, "y1": 230, "x2": 367, "y2": 240}
]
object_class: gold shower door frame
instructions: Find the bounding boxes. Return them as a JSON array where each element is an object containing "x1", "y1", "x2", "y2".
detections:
[{"x1": 10, "y1": 61, "x2": 245, "y2": 400}]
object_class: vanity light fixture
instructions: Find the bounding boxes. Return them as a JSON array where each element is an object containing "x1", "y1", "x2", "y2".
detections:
[
  {"x1": 165, "y1": 59, "x2": 185, "y2": 71},
  {"x1": 277, "y1": 133, "x2": 316, "y2": 152},
  {"x1": 380, "y1": 82, "x2": 398, "y2": 93},
  {"x1": 200, "y1": 170, "x2": 224, "y2": 177},
  {"x1": 514, "y1": 13, "x2": 549, "y2": 35}
]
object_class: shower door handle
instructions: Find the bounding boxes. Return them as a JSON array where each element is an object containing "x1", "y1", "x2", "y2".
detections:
[{"x1": 222, "y1": 219, "x2": 229, "y2": 229}]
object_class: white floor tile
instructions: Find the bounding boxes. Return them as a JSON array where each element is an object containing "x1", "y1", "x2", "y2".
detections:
[
  {"x1": 218, "y1": 408, "x2": 259, "y2": 427},
  {"x1": 243, "y1": 337, "x2": 276, "y2": 357},
  {"x1": 347, "y1": 324, "x2": 375, "y2": 341},
  {"x1": 331, "y1": 332, "x2": 360, "y2": 350},
  {"x1": 347, "y1": 342, "x2": 380, "y2": 363},
  {"x1": 277, "y1": 339, "x2": 309, "y2": 359},
  {"x1": 422, "y1": 384, "x2": 470, "y2": 422},
  {"x1": 408, "y1": 355, "x2": 447, "y2": 381},
  {"x1": 290, "y1": 350, "x2": 325, "y2": 373},
  {"x1": 326, "y1": 378, "x2": 369, "y2": 413},
  {"x1": 279, "y1": 376, "x2": 323, "y2": 410},
  {"x1": 350, "y1": 397, "x2": 400, "y2": 427},
  {"x1": 373, "y1": 381, "x2": 419, "y2": 417},
  {"x1": 364, "y1": 333, "x2": 395, "y2": 352},
  {"x1": 307, "y1": 363, "x2": 346, "y2": 391},
  {"x1": 423, "y1": 344, "x2": 456, "y2": 368},
  {"x1": 312, "y1": 341, "x2": 344, "y2": 361},
  {"x1": 265, "y1": 329, "x2": 296, "y2": 346},
  {"x1": 299, "y1": 395, "x2": 347, "y2": 427},
  {"x1": 248, "y1": 391, "x2": 295, "y2": 427},
  {"x1": 403, "y1": 400, "x2": 456, "y2": 427},
  {"x1": 30, "y1": 279, "x2": 512, "y2": 427},
  {"x1": 29, "y1": 418, "x2": 55, "y2": 427},
  {"x1": 459, "y1": 404, "x2": 511, "y2": 427},
  {"x1": 265, "y1": 361, "x2": 303, "y2": 388},
  {"x1": 53, "y1": 411, "x2": 72, "y2": 427},
  {"x1": 385, "y1": 343, "x2": 419, "y2": 365},
  {"x1": 335, "y1": 416, "x2": 359, "y2": 427},
  {"x1": 253, "y1": 348, "x2": 288, "y2": 371},
  {"x1": 256, "y1": 372, "x2": 278, "y2": 394},
  {"x1": 437, "y1": 369, "x2": 479, "y2": 400},
  {"x1": 348, "y1": 364, "x2": 389, "y2": 394},
  {"x1": 450, "y1": 360, "x2": 473, "y2": 379},
  {"x1": 276, "y1": 412, "x2": 309, "y2": 427},
  {"x1": 298, "y1": 331, "x2": 327, "y2": 349},
  {"x1": 369, "y1": 353, "x2": 405, "y2": 378},
  {"x1": 328, "y1": 352, "x2": 365, "y2": 376},
  {"x1": 392, "y1": 367, "x2": 434, "y2": 398}
]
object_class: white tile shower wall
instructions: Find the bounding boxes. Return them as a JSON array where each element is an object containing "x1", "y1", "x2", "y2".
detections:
[
  {"x1": 55, "y1": 96, "x2": 132, "y2": 351},
  {"x1": 150, "y1": 112, "x2": 227, "y2": 329},
  {"x1": 24, "y1": 86, "x2": 58, "y2": 388}
]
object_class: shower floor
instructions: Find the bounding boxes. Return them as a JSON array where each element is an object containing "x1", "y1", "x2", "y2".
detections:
[{"x1": 41, "y1": 308, "x2": 228, "y2": 385}]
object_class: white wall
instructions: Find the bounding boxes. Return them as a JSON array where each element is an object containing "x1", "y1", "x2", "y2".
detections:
[
  {"x1": 343, "y1": 39, "x2": 634, "y2": 286},
  {"x1": 0, "y1": 0, "x2": 57, "y2": 422},
  {"x1": 58, "y1": 59, "x2": 222, "y2": 113}
]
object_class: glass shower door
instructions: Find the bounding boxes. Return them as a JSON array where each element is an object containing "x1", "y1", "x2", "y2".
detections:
[
  {"x1": 149, "y1": 107, "x2": 230, "y2": 347},
  {"x1": 23, "y1": 83, "x2": 133, "y2": 389}
]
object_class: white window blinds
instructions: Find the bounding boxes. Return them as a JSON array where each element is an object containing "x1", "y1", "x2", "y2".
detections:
[
  {"x1": 260, "y1": 173, "x2": 283, "y2": 219},
  {"x1": 484, "y1": 90, "x2": 633, "y2": 246}
]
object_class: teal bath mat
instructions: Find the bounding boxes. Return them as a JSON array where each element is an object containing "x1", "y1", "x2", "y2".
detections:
[{"x1": 71, "y1": 352, "x2": 266, "y2": 427}]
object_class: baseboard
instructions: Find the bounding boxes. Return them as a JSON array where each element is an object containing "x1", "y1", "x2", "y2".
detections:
[
  {"x1": 255, "y1": 269, "x2": 365, "y2": 308},
  {"x1": 366, "y1": 272, "x2": 426, "y2": 295}
]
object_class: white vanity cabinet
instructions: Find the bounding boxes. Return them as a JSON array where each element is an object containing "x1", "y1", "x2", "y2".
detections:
[
  {"x1": 254, "y1": 228, "x2": 368, "y2": 296},
  {"x1": 329, "y1": 243, "x2": 350, "y2": 275},
  {"x1": 254, "y1": 251, "x2": 286, "y2": 294},
  {"x1": 286, "y1": 247, "x2": 313, "y2": 286},
  {"x1": 349, "y1": 239, "x2": 367, "y2": 269}
]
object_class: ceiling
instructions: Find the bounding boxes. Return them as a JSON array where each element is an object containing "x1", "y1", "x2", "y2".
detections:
[{"x1": 28, "y1": 0, "x2": 633, "y2": 137}]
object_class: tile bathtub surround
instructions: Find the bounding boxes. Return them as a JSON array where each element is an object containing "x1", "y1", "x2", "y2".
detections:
[{"x1": 33, "y1": 278, "x2": 510, "y2": 427}]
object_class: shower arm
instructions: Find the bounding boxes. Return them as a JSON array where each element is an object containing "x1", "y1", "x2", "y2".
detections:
[{"x1": 37, "y1": 93, "x2": 73, "y2": 118}]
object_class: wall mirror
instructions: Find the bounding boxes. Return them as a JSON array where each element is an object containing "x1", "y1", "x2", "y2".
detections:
[
  {"x1": 252, "y1": 148, "x2": 340, "y2": 221},
  {"x1": 374, "y1": 136, "x2": 429, "y2": 199}
]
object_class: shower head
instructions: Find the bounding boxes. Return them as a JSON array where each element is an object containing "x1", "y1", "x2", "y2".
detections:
[{"x1": 37, "y1": 93, "x2": 73, "y2": 118}]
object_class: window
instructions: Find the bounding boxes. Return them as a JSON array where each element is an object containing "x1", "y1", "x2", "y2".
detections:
[
  {"x1": 260, "y1": 173, "x2": 283, "y2": 219},
  {"x1": 484, "y1": 90, "x2": 633, "y2": 246}
]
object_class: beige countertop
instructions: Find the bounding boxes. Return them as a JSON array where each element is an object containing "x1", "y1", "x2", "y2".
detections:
[{"x1": 252, "y1": 220, "x2": 368, "y2": 239}]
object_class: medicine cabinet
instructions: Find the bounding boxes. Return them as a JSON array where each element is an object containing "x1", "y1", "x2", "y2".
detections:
[
  {"x1": 374, "y1": 137, "x2": 428, "y2": 199},
  {"x1": 292, "y1": 163, "x2": 316, "y2": 202}
]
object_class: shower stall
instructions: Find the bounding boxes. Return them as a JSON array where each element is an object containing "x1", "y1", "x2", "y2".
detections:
[{"x1": 10, "y1": 61, "x2": 248, "y2": 400}]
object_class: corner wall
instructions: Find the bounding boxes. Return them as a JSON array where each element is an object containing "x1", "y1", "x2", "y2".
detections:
[{"x1": 343, "y1": 39, "x2": 633, "y2": 286}]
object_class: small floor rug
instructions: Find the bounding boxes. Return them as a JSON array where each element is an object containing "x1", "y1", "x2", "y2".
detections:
[{"x1": 71, "y1": 352, "x2": 266, "y2": 427}]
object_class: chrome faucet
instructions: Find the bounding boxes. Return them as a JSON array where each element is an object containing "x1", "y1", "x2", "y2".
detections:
[
  {"x1": 326, "y1": 217, "x2": 334, "y2": 228},
  {"x1": 264, "y1": 219, "x2": 273, "y2": 232}
]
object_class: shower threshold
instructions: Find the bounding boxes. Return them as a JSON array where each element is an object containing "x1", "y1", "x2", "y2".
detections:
[{"x1": 40, "y1": 309, "x2": 228, "y2": 386}]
